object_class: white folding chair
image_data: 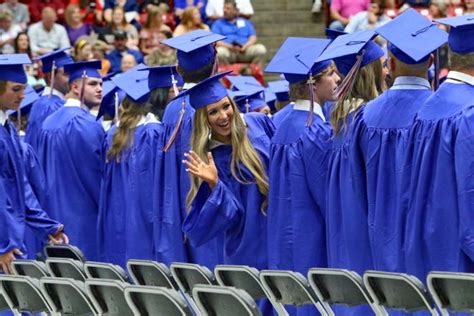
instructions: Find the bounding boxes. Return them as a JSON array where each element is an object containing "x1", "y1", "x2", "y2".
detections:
[
  {"x1": 363, "y1": 270, "x2": 439, "y2": 315},
  {"x1": 85, "y1": 279, "x2": 134, "y2": 315},
  {"x1": 84, "y1": 261, "x2": 130, "y2": 282},
  {"x1": 307, "y1": 268, "x2": 383, "y2": 315},
  {"x1": 11, "y1": 260, "x2": 49, "y2": 278},
  {"x1": 46, "y1": 258, "x2": 87, "y2": 281},
  {"x1": 259, "y1": 270, "x2": 331, "y2": 316},
  {"x1": 427, "y1": 271, "x2": 474, "y2": 315},
  {"x1": 0, "y1": 274, "x2": 53, "y2": 315},
  {"x1": 127, "y1": 259, "x2": 178, "y2": 289},
  {"x1": 193, "y1": 284, "x2": 261, "y2": 316},
  {"x1": 40, "y1": 277, "x2": 98, "y2": 315},
  {"x1": 124, "y1": 285, "x2": 192, "y2": 316}
]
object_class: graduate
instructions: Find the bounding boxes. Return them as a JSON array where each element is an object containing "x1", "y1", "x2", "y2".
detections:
[
  {"x1": 25, "y1": 48, "x2": 73, "y2": 152},
  {"x1": 37, "y1": 60, "x2": 104, "y2": 260},
  {"x1": 402, "y1": 14, "x2": 474, "y2": 281},
  {"x1": 98, "y1": 64, "x2": 168, "y2": 267},
  {"x1": 267, "y1": 79, "x2": 291, "y2": 129},
  {"x1": 234, "y1": 90, "x2": 272, "y2": 115},
  {"x1": 0, "y1": 55, "x2": 67, "y2": 274},
  {"x1": 265, "y1": 37, "x2": 340, "y2": 316},
  {"x1": 97, "y1": 76, "x2": 126, "y2": 132},
  {"x1": 181, "y1": 73, "x2": 271, "y2": 315},
  {"x1": 160, "y1": 30, "x2": 226, "y2": 268},
  {"x1": 349, "y1": 9, "x2": 448, "y2": 279}
]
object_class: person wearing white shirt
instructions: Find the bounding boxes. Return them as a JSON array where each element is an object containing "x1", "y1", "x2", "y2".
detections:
[
  {"x1": 206, "y1": 0, "x2": 254, "y2": 20},
  {"x1": 0, "y1": 10, "x2": 22, "y2": 54}
]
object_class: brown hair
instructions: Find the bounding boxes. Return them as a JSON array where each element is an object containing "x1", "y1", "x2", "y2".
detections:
[
  {"x1": 449, "y1": 50, "x2": 474, "y2": 70},
  {"x1": 106, "y1": 96, "x2": 147, "y2": 162},
  {"x1": 111, "y1": 6, "x2": 127, "y2": 30},
  {"x1": 65, "y1": 4, "x2": 80, "y2": 26},
  {"x1": 180, "y1": 6, "x2": 206, "y2": 30},
  {"x1": 144, "y1": 6, "x2": 164, "y2": 29},
  {"x1": 0, "y1": 81, "x2": 7, "y2": 94},
  {"x1": 288, "y1": 64, "x2": 334, "y2": 101}
]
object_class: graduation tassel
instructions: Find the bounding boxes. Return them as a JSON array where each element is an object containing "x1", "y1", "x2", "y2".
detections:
[
  {"x1": 171, "y1": 73, "x2": 179, "y2": 97},
  {"x1": 16, "y1": 107, "x2": 21, "y2": 135},
  {"x1": 114, "y1": 91, "x2": 119, "y2": 123},
  {"x1": 163, "y1": 99, "x2": 186, "y2": 152},
  {"x1": 49, "y1": 60, "x2": 56, "y2": 98},
  {"x1": 335, "y1": 50, "x2": 365, "y2": 100},
  {"x1": 245, "y1": 98, "x2": 250, "y2": 113},
  {"x1": 79, "y1": 70, "x2": 87, "y2": 107},
  {"x1": 306, "y1": 73, "x2": 315, "y2": 127},
  {"x1": 433, "y1": 48, "x2": 440, "y2": 91}
]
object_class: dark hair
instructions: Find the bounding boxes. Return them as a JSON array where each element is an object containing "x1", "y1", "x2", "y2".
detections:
[
  {"x1": 14, "y1": 32, "x2": 31, "y2": 57},
  {"x1": 177, "y1": 59, "x2": 215, "y2": 83},
  {"x1": 160, "y1": 30, "x2": 172, "y2": 39},
  {"x1": 148, "y1": 87, "x2": 170, "y2": 120},
  {"x1": 224, "y1": 0, "x2": 237, "y2": 7}
]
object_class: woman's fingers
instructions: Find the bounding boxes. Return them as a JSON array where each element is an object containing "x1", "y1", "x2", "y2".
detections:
[
  {"x1": 189, "y1": 150, "x2": 204, "y2": 165},
  {"x1": 184, "y1": 152, "x2": 199, "y2": 167}
]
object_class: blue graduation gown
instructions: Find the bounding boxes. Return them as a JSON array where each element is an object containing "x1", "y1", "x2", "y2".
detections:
[
  {"x1": 99, "y1": 116, "x2": 177, "y2": 267},
  {"x1": 268, "y1": 101, "x2": 331, "y2": 315},
  {"x1": 351, "y1": 84, "x2": 432, "y2": 275},
  {"x1": 271, "y1": 103, "x2": 293, "y2": 130},
  {"x1": 403, "y1": 80, "x2": 474, "y2": 281},
  {"x1": 37, "y1": 104, "x2": 105, "y2": 260},
  {"x1": 162, "y1": 95, "x2": 222, "y2": 268},
  {"x1": 25, "y1": 94, "x2": 65, "y2": 152},
  {"x1": 0, "y1": 121, "x2": 60, "y2": 257}
]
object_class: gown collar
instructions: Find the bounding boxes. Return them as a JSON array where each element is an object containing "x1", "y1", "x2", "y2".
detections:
[
  {"x1": 63, "y1": 98, "x2": 92, "y2": 113},
  {"x1": 293, "y1": 99, "x2": 326, "y2": 122},
  {"x1": 391, "y1": 76, "x2": 431, "y2": 90},
  {"x1": 183, "y1": 82, "x2": 197, "y2": 90},
  {"x1": 116, "y1": 113, "x2": 159, "y2": 127},
  {"x1": 42, "y1": 87, "x2": 65, "y2": 99},
  {"x1": 209, "y1": 139, "x2": 227, "y2": 150},
  {"x1": 0, "y1": 110, "x2": 7, "y2": 126},
  {"x1": 445, "y1": 71, "x2": 474, "y2": 86}
]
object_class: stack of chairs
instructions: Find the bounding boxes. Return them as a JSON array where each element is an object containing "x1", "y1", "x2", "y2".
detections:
[{"x1": 1, "y1": 244, "x2": 473, "y2": 315}]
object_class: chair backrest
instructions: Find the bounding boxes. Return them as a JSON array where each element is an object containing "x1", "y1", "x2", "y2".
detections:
[
  {"x1": 170, "y1": 262, "x2": 216, "y2": 295},
  {"x1": 84, "y1": 261, "x2": 130, "y2": 283},
  {"x1": 11, "y1": 260, "x2": 49, "y2": 278},
  {"x1": 308, "y1": 268, "x2": 379, "y2": 315},
  {"x1": 124, "y1": 285, "x2": 192, "y2": 316},
  {"x1": 46, "y1": 258, "x2": 87, "y2": 281},
  {"x1": 427, "y1": 271, "x2": 474, "y2": 313},
  {"x1": 85, "y1": 279, "x2": 134, "y2": 316},
  {"x1": 0, "y1": 289, "x2": 10, "y2": 312},
  {"x1": 44, "y1": 244, "x2": 86, "y2": 262},
  {"x1": 363, "y1": 271, "x2": 438, "y2": 315},
  {"x1": 259, "y1": 270, "x2": 330, "y2": 315},
  {"x1": 214, "y1": 265, "x2": 266, "y2": 300},
  {"x1": 40, "y1": 277, "x2": 98, "y2": 315},
  {"x1": 193, "y1": 285, "x2": 262, "y2": 316},
  {"x1": 0, "y1": 275, "x2": 53, "y2": 314},
  {"x1": 127, "y1": 259, "x2": 178, "y2": 289}
]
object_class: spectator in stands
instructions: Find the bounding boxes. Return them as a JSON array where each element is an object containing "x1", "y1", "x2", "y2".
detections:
[
  {"x1": 212, "y1": 0, "x2": 266, "y2": 66},
  {"x1": 120, "y1": 53, "x2": 137, "y2": 72},
  {"x1": 29, "y1": 0, "x2": 67, "y2": 24},
  {"x1": 74, "y1": 37, "x2": 93, "y2": 61},
  {"x1": 329, "y1": 0, "x2": 370, "y2": 31},
  {"x1": 465, "y1": 0, "x2": 474, "y2": 14},
  {"x1": 106, "y1": 30, "x2": 143, "y2": 73},
  {"x1": 175, "y1": 0, "x2": 207, "y2": 20},
  {"x1": 28, "y1": 7, "x2": 71, "y2": 57},
  {"x1": 103, "y1": 6, "x2": 139, "y2": 50},
  {"x1": 68, "y1": 0, "x2": 104, "y2": 25},
  {"x1": 173, "y1": 6, "x2": 209, "y2": 36},
  {"x1": 91, "y1": 40, "x2": 111, "y2": 75},
  {"x1": 0, "y1": 10, "x2": 22, "y2": 54},
  {"x1": 139, "y1": 6, "x2": 171, "y2": 56},
  {"x1": 14, "y1": 32, "x2": 31, "y2": 56},
  {"x1": 344, "y1": 0, "x2": 390, "y2": 33},
  {"x1": 141, "y1": 0, "x2": 169, "y2": 13},
  {"x1": 146, "y1": 30, "x2": 177, "y2": 66},
  {"x1": 65, "y1": 4, "x2": 92, "y2": 45},
  {"x1": 103, "y1": 0, "x2": 139, "y2": 24},
  {"x1": 0, "y1": 0, "x2": 29, "y2": 30},
  {"x1": 206, "y1": 0, "x2": 254, "y2": 21}
]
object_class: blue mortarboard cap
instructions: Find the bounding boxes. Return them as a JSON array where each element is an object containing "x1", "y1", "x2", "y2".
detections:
[
  {"x1": 234, "y1": 89, "x2": 266, "y2": 112},
  {"x1": 7, "y1": 85, "x2": 39, "y2": 116},
  {"x1": 267, "y1": 80, "x2": 290, "y2": 102},
  {"x1": 264, "y1": 87, "x2": 276, "y2": 109},
  {"x1": 64, "y1": 60, "x2": 102, "y2": 83},
  {"x1": 102, "y1": 72, "x2": 118, "y2": 81},
  {"x1": 139, "y1": 65, "x2": 184, "y2": 90},
  {"x1": 0, "y1": 54, "x2": 31, "y2": 84},
  {"x1": 112, "y1": 63, "x2": 150, "y2": 103},
  {"x1": 325, "y1": 28, "x2": 347, "y2": 40},
  {"x1": 227, "y1": 75, "x2": 263, "y2": 92},
  {"x1": 316, "y1": 30, "x2": 384, "y2": 76},
  {"x1": 435, "y1": 14, "x2": 474, "y2": 54},
  {"x1": 376, "y1": 8, "x2": 448, "y2": 64},
  {"x1": 265, "y1": 37, "x2": 332, "y2": 84},
  {"x1": 161, "y1": 30, "x2": 225, "y2": 71},
  {"x1": 173, "y1": 70, "x2": 232, "y2": 110},
  {"x1": 34, "y1": 47, "x2": 74, "y2": 73},
  {"x1": 97, "y1": 80, "x2": 125, "y2": 119}
]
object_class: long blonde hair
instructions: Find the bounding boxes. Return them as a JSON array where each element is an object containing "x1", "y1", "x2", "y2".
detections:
[
  {"x1": 331, "y1": 59, "x2": 382, "y2": 135},
  {"x1": 186, "y1": 97, "x2": 269, "y2": 212},
  {"x1": 107, "y1": 96, "x2": 147, "y2": 162}
]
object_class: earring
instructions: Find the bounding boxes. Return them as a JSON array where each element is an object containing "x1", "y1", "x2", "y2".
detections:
[{"x1": 208, "y1": 128, "x2": 212, "y2": 141}]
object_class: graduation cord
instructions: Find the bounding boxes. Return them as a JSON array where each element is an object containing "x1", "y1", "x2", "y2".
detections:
[
  {"x1": 49, "y1": 60, "x2": 56, "y2": 99},
  {"x1": 163, "y1": 99, "x2": 186, "y2": 152}
]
